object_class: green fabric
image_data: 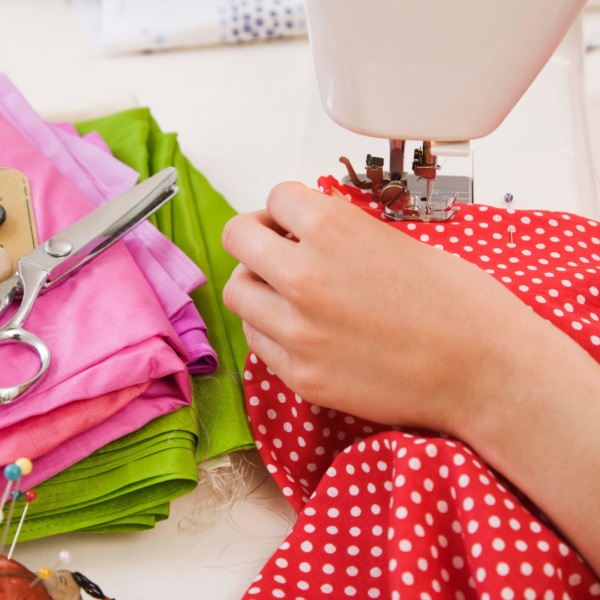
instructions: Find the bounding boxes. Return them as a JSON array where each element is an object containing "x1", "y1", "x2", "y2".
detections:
[
  {"x1": 83, "y1": 108, "x2": 250, "y2": 371},
  {"x1": 5, "y1": 109, "x2": 253, "y2": 543},
  {"x1": 76, "y1": 109, "x2": 253, "y2": 459}
]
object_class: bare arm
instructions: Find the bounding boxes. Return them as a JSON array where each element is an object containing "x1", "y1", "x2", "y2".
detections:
[{"x1": 222, "y1": 182, "x2": 600, "y2": 574}]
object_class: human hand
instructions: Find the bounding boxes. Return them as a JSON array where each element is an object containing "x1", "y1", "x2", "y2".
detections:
[
  {"x1": 222, "y1": 183, "x2": 585, "y2": 436},
  {"x1": 223, "y1": 182, "x2": 600, "y2": 573}
]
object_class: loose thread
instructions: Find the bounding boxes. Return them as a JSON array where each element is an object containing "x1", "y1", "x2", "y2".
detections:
[
  {"x1": 179, "y1": 452, "x2": 296, "y2": 573},
  {"x1": 179, "y1": 454, "x2": 250, "y2": 533}
]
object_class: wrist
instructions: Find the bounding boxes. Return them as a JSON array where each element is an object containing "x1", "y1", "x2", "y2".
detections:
[
  {"x1": 458, "y1": 315, "x2": 577, "y2": 450},
  {"x1": 452, "y1": 314, "x2": 600, "y2": 571},
  {"x1": 431, "y1": 303, "x2": 547, "y2": 442}
]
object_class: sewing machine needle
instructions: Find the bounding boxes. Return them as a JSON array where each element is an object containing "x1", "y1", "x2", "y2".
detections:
[{"x1": 426, "y1": 180, "x2": 433, "y2": 215}]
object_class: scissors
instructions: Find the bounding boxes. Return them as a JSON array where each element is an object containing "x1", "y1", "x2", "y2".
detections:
[{"x1": 0, "y1": 167, "x2": 179, "y2": 404}]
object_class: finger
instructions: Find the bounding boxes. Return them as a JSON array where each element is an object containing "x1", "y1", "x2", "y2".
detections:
[
  {"x1": 222, "y1": 211, "x2": 296, "y2": 291},
  {"x1": 330, "y1": 187, "x2": 348, "y2": 201},
  {"x1": 223, "y1": 264, "x2": 290, "y2": 342},
  {"x1": 250, "y1": 208, "x2": 290, "y2": 237},
  {"x1": 243, "y1": 321, "x2": 291, "y2": 381},
  {"x1": 267, "y1": 181, "x2": 348, "y2": 240}
]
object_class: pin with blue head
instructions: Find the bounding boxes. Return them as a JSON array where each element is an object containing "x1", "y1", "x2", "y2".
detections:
[
  {"x1": 507, "y1": 225, "x2": 517, "y2": 247},
  {"x1": 0, "y1": 458, "x2": 32, "y2": 556},
  {"x1": 0, "y1": 463, "x2": 22, "y2": 522}
]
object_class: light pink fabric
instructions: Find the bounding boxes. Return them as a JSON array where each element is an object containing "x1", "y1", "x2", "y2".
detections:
[
  {"x1": 0, "y1": 74, "x2": 217, "y2": 373},
  {"x1": 0, "y1": 106, "x2": 191, "y2": 487}
]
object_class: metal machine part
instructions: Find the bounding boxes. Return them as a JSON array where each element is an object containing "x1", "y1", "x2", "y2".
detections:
[
  {"x1": 340, "y1": 140, "x2": 469, "y2": 222},
  {"x1": 342, "y1": 171, "x2": 472, "y2": 220},
  {"x1": 412, "y1": 141, "x2": 439, "y2": 215}
]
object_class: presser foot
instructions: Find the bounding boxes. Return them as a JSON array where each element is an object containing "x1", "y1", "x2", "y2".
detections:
[
  {"x1": 383, "y1": 195, "x2": 459, "y2": 222},
  {"x1": 340, "y1": 143, "x2": 471, "y2": 222},
  {"x1": 341, "y1": 172, "x2": 472, "y2": 222}
]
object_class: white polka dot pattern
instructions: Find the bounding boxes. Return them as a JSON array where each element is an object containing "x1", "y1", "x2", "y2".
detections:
[
  {"x1": 240, "y1": 177, "x2": 600, "y2": 599},
  {"x1": 241, "y1": 428, "x2": 598, "y2": 599}
]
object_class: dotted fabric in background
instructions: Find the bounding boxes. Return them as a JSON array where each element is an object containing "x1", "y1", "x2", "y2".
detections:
[
  {"x1": 219, "y1": 0, "x2": 306, "y2": 43},
  {"x1": 241, "y1": 178, "x2": 600, "y2": 599}
]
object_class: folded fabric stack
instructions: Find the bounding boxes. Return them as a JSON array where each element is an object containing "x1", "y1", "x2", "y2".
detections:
[{"x1": 0, "y1": 75, "x2": 254, "y2": 541}]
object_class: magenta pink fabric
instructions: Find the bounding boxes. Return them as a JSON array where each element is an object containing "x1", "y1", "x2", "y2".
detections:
[
  {"x1": 0, "y1": 74, "x2": 217, "y2": 373},
  {"x1": 0, "y1": 100, "x2": 192, "y2": 487}
]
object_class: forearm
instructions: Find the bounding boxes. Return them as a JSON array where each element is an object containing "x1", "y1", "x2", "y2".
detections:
[{"x1": 462, "y1": 317, "x2": 600, "y2": 576}]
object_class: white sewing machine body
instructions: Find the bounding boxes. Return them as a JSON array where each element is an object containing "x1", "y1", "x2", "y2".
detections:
[
  {"x1": 306, "y1": 0, "x2": 587, "y2": 141},
  {"x1": 304, "y1": 0, "x2": 598, "y2": 220}
]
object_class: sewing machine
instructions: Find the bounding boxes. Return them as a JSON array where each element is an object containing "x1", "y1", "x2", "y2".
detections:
[
  {"x1": 305, "y1": 0, "x2": 592, "y2": 221},
  {"x1": 5, "y1": 2, "x2": 600, "y2": 599}
]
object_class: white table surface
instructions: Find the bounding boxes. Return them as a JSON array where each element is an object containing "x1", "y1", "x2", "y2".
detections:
[{"x1": 2, "y1": 1, "x2": 600, "y2": 598}]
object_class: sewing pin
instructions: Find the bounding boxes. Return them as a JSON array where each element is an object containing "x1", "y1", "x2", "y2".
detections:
[
  {"x1": 508, "y1": 225, "x2": 516, "y2": 247},
  {"x1": 504, "y1": 192, "x2": 514, "y2": 208},
  {"x1": 7, "y1": 489, "x2": 37, "y2": 560},
  {"x1": 23, "y1": 550, "x2": 72, "y2": 596},
  {"x1": 21, "y1": 565, "x2": 52, "y2": 598},
  {"x1": 0, "y1": 463, "x2": 22, "y2": 524},
  {"x1": 0, "y1": 459, "x2": 31, "y2": 556},
  {"x1": 426, "y1": 179, "x2": 435, "y2": 215}
]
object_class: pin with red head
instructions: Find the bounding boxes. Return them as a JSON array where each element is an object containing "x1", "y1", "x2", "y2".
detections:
[{"x1": 7, "y1": 492, "x2": 36, "y2": 562}]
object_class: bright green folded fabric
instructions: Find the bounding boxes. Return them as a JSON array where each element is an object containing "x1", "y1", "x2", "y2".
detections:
[
  {"x1": 76, "y1": 109, "x2": 253, "y2": 459},
  {"x1": 5, "y1": 109, "x2": 253, "y2": 542},
  {"x1": 8, "y1": 410, "x2": 198, "y2": 541}
]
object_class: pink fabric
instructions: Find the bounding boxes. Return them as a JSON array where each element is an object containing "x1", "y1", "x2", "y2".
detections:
[
  {"x1": 0, "y1": 381, "x2": 151, "y2": 464},
  {"x1": 81, "y1": 130, "x2": 113, "y2": 154},
  {"x1": 23, "y1": 375, "x2": 187, "y2": 490},
  {"x1": 0, "y1": 107, "x2": 192, "y2": 486},
  {"x1": 110, "y1": 236, "x2": 216, "y2": 374},
  {"x1": 0, "y1": 74, "x2": 217, "y2": 373}
]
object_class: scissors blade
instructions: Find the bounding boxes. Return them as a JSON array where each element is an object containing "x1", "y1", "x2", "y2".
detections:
[{"x1": 22, "y1": 167, "x2": 178, "y2": 286}]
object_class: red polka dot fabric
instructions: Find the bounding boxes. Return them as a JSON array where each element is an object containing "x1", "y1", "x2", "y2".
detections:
[{"x1": 241, "y1": 177, "x2": 600, "y2": 599}]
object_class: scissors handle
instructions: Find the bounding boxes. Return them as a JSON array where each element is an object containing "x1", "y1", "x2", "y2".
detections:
[
  {"x1": 0, "y1": 328, "x2": 50, "y2": 404},
  {"x1": 0, "y1": 259, "x2": 51, "y2": 403},
  {"x1": 3, "y1": 259, "x2": 47, "y2": 329}
]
